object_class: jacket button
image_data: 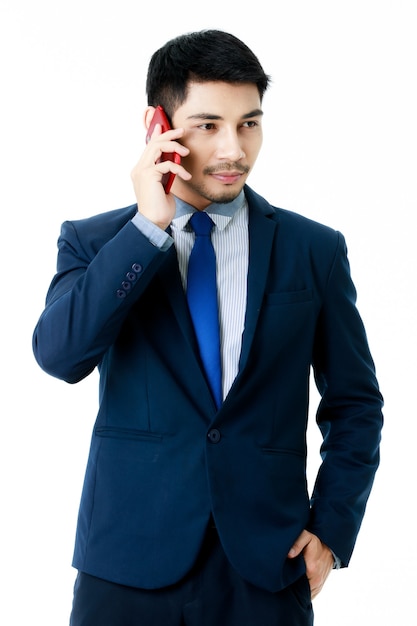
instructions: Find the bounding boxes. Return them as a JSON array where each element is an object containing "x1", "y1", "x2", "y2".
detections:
[
  {"x1": 116, "y1": 289, "x2": 126, "y2": 299},
  {"x1": 207, "y1": 429, "x2": 221, "y2": 444},
  {"x1": 132, "y1": 263, "x2": 143, "y2": 274}
]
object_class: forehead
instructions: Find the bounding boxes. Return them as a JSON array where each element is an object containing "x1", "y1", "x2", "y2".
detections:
[{"x1": 175, "y1": 81, "x2": 261, "y2": 118}]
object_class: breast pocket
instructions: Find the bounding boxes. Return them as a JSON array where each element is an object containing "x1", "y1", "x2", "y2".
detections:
[{"x1": 264, "y1": 288, "x2": 313, "y2": 306}]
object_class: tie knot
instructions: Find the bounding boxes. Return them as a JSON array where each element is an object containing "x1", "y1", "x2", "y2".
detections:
[{"x1": 189, "y1": 211, "x2": 214, "y2": 236}]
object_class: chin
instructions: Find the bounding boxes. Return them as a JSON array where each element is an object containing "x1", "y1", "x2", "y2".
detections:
[
  {"x1": 210, "y1": 191, "x2": 241, "y2": 204},
  {"x1": 192, "y1": 181, "x2": 245, "y2": 206}
]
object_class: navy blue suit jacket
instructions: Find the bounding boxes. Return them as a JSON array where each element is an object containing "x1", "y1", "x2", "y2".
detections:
[{"x1": 33, "y1": 186, "x2": 383, "y2": 593}]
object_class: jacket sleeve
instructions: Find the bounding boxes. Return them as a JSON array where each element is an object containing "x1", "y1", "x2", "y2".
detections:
[
  {"x1": 32, "y1": 216, "x2": 171, "y2": 383},
  {"x1": 308, "y1": 233, "x2": 383, "y2": 566}
]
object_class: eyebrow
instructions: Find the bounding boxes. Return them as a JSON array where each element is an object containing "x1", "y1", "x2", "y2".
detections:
[{"x1": 186, "y1": 108, "x2": 264, "y2": 121}]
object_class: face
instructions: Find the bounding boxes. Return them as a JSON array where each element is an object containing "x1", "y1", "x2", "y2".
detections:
[{"x1": 171, "y1": 81, "x2": 263, "y2": 209}]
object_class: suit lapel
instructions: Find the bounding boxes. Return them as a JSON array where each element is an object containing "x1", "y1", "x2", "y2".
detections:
[
  {"x1": 157, "y1": 245, "x2": 195, "y2": 344},
  {"x1": 157, "y1": 245, "x2": 217, "y2": 411},
  {"x1": 119, "y1": 208, "x2": 188, "y2": 329},
  {"x1": 238, "y1": 193, "x2": 278, "y2": 375}
]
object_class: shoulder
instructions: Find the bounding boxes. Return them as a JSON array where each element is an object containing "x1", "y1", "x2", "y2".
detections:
[
  {"x1": 62, "y1": 204, "x2": 137, "y2": 237},
  {"x1": 59, "y1": 204, "x2": 138, "y2": 254},
  {"x1": 245, "y1": 185, "x2": 343, "y2": 247}
]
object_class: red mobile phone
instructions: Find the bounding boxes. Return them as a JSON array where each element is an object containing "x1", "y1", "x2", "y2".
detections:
[{"x1": 145, "y1": 105, "x2": 181, "y2": 193}]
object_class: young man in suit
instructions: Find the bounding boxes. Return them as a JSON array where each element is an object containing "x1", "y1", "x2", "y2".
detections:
[{"x1": 33, "y1": 29, "x2": 383, "y2": 626}]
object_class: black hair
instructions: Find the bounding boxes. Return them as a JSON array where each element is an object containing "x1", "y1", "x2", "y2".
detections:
[{"x1": 146, "y1": 30, "x2": 270, "y2": 121}]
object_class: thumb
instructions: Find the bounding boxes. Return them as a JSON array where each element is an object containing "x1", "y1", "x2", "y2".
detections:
[{"x1": 287, "y1": 529, "x2": 311, "y2": 559}]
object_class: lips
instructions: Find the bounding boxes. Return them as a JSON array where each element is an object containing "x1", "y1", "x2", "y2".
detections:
[
  {"x1": 204, "y1": 162, "x2": 250, "y2": 185},
  {"x1": 210, "y1": 172, "x2": 244, "y2": 184}
]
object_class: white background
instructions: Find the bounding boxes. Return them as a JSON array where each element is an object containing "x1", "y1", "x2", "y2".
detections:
[{"x1": 1, "y1": 1, "x2": 415, "y2": 624}]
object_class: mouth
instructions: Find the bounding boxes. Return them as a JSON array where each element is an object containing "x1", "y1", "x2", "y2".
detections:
[
  {"x1": 210, "y1": 172, "x2": 244, "y2": 184},
  {"x1": 204, "y1": 163, "x2": 250, "y2": 185}
]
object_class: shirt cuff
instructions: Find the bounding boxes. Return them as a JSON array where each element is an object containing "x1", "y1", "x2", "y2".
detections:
[
  {"x1": 331, "y1": 551, "x2": 342, "y2": 569},
  {"x1": 132, "y1": 212, "x2": 173, "y2": 251}
]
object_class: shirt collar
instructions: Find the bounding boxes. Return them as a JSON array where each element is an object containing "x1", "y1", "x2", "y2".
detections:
[{"x1": 172, "y1": 190, "x2": 246, "y2": 232}]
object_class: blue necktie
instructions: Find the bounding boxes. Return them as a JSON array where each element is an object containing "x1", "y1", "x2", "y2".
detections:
[{"x1": 186, "y1": 212, "x2": 222, "y2": 409}]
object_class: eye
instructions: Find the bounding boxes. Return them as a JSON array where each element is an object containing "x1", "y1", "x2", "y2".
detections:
[
  {"x1": 243, "y1": 120, "x2": 259, "y2": 128},
  {"x1": 198, "y1": 123, "x2": 216, "y2": 131}
]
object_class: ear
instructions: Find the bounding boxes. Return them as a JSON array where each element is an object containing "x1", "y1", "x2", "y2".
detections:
[{"x1": 143, "y1": 106, "x2": 156, "y2": 130}]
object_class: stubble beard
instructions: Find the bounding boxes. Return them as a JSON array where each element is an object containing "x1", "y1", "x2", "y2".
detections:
[
  {"x1": 186, "y1": 181, "x2": 243, "y2": 205},
  {"x1": 186, "y1": 163, "x2": 250, "y2": 205}
]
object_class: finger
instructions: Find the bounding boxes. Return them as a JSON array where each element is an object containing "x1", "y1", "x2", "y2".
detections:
[
  {"x1": 304, "y1": 542, "x2": 334, "y2": 599},
  {"x1": 154, "y1": 142, "x2": 190, "y2": 160},
  {"x1": 308, "y1": 566, "x2": 330, "y2": 600},
  {"x1": 148, "y1": 126, "x2": 186, "y2": 144},
  {"x1": 131, "y1": 142, "x2": 189, "y2": 179},
  {"x1": 287, "y1": 530, "x2": 312, "y2": 558},
  {"x1": 154, "y1": 160, "x2": 192, "y2": 182}
]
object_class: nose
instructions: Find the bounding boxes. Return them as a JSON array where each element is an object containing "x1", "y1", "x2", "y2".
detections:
[{"x1": 215, "y1": 128, "x2": 246, "y2": 161}]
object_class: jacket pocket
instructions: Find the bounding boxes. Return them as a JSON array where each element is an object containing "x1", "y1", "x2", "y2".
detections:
[
  {"x1": 264, "y1": 288, "x2": 313, "y2": 305},
  {"x1": 95, "y1": 427, "x2": 163, "y2": 442},
  {"x1": 261, "y1": 447, "x2": 304, "y2": 458}
]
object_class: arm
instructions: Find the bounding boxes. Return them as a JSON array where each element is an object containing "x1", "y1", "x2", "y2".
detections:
[
  {"x1": 32, "y1": 216, "x2": 171, "y2": 383},
  {"x1": 290, "y1": 233, "x2": 383, "y2": 597},
  {"x1": 309, "y1": 233, "x2": 383, "y2": 564},
  {"x1": 33, "y1": 114, "x2": 191, "y2": 383}
]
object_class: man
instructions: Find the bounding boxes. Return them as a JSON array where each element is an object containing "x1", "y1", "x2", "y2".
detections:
[{"x1": 33, "y1": 29, "x2": 383, "y2": 625}]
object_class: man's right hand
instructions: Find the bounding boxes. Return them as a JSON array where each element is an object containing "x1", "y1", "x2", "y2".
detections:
[{"x1": 130, "y1": 124, "x2": 191, "y2": 230}]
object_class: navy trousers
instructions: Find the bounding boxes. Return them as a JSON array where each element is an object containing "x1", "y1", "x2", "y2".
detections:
[{"x1": 70, "y1": 528, "x2": 314, "y2": 626}]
